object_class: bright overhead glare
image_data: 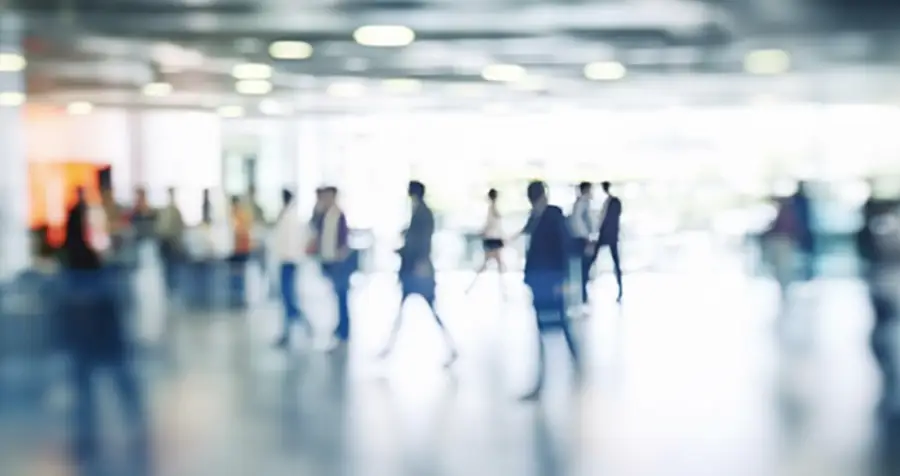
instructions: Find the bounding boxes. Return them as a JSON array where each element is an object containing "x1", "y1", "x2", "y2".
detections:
[
  {"x1": 0, "y1": 92, "x2": 25, "y2": 106},
  {"x1": 236, "y1": 79, "x2": 273, "y2": 95},
  {"x1": 217, "y1": 105, "x2": 244, "y2": 118},
  {"x1": 510, "y1": 76, "x2": 546, "y2": 92},
  {"x1": 231, "y1": 63, "x2": 273, "y2": 80},
  {"x1": 67, "y1": 101, "x2": 93, "y2": 115},
  {"x1": 259, "y1": 99, "x2": 287, "y2": 115},
  {"x1": 744, "y1": 49, "x2": 791, "y2": 75},
  {"x1": 481, "y1": 64, "x2": 527, "y2": 82},
  {"x1": 0, "y1": 53, "x2": 26, "y2": 72},
  {"x1": 142, "y1": 82, "x2": 173, "y2": 97},
  {"x1": 327, "y1": 82, "x2": 366, "y2": 98},
  {"x1": 269, "y1": 41, "x2": 313, "y2": 60},
  {"x1": 353, "y1": 25, "x2": 415, "y2": 47},
  {"x1": 381, "y1": 78, "x2": 422, "y2": 94},
  {"x1": 584, "y1": 61, "x2": 627, "y2": 81}
]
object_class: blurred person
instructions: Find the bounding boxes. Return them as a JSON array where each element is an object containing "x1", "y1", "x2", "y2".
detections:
[
  {"x1": 156, "y1": 187, "x2": 185, "y2": 296},
  {"x1": 569, "y1": 182, "x2": 596, "y2": 306},
  {"x1": 247, "y1": 185, "x2": 270, "y2": 279},
  {"x1": 466, "y1": 188, "x2": 507, "y2": 296},
  {"x1": 378, "y1": 181, "x2": 458, "y2": 366},
  {"x1": 520, "y1": 180, "x2": 580, "y2": 400},
  {"x1": 61, "y1": 187, "x2": 148, "y2": 464},
  {"x1": 130, "y1": 187, "x2": 157, "y2": 242},
  {"x1": 316, "y1": 186, "x2": 352, "y2": 344},
  {"x1": 274, "y1": 189, "x2": 313, "y2": 348},
  {"x1": 228, "y1": 195, "x2": 253, "y2": 308},
  {"x1": 762, "y1": 195, "x2": 801, "y2": 302},
  {"x1": 201, "y1": 188, "x2": 212, "y2": 225},
  {"x1": 791, "y1": 182, "x2": 817, "y2": 281},
  {"x1": 592, "y1": 181, "x2": 623, "y2": 303}
]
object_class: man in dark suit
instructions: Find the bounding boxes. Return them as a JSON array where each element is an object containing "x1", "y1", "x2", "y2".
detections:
[
  {"x1": 521, "y1": 181, "x2": 580, "y2": 400},
  {"x1": 378, "y1": 181, "x2": 458, "y2": 366},
  {"x1": 593, "y1": 181, "x2": 623, "y2": 302}
]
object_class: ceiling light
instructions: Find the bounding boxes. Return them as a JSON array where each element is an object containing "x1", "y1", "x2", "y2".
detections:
[
  {"x1": 381, "y1": 78, "x2": 422, "y2": 94},
  {"x1": 0, "y1": 53, "x2": 26, "y2": 72},
  {"x1": 584, "y1": 61, "x2": 626, "y2": 81},
  {"x1": 353, "y1": 25, "x2": 415, "y2": 47},
  {"x1": 327, "y1": 82, "x2": 366, "y2": 98},
  {"x1": 481, "y1": 64, "x2": 527, "y2": 83},
  {"x1": 744, "y1": 49, "x2": 790, "y2": 75},
  {"x1": 0, "y1": 92, "x2": 25, "y2": 106},
  {"x1": 269, "y1": 41, "x2": 313, "y2": 60},
  {"x1": 231, "y1": 63, "x2": 272, "y2": 80},
  {"x1": 217, "y1": 105, "x2": 244, "y2": 118},
  {"x1": 259, "y1": 99, "x2": 287, "y2": 115},
  {"x1": 67, "y1": 101, "x2": 93, "y2": 115},
  {"x1": 142, "y1": 82, "x2": 173, "y2": 97},
  {"x1": 236, "y1": 79, "x2": 273, "y2": 95}
]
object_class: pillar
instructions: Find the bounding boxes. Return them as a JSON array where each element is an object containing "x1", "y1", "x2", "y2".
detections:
[{"x1": 0, "y1": 12, "x2": 29, "y2": 279}]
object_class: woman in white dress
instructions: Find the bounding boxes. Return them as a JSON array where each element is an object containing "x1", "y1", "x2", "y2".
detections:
[{"x1": 467, "y1": 189, "x2": 506, "y2": 295}]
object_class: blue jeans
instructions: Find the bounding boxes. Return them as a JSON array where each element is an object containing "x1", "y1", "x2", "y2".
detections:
[{"x1": 280, "y1": 263, "x2": 300, "y2": 325}]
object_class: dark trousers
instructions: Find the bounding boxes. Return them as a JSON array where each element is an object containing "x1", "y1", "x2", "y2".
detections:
[
  {"x1": 322, "y1": 261, "x2": 351, "y2": 341},
  {"x1": 594, "y1": 240, "x2": 623, "y2": 298},
  {"x1": 526, "y1": 273, "x2": 580, "y2": 391},
  {"x1": 573, "y1": 238, "x2": 593, "y2": 303},
  {"x1": 228, "y1": 253, "x2": 250, "y2": 308},
  {"x1": 159, "y1": 241, "x2": 181, "y2": 295},
  {"x1": 72, "y1": 358, "x2": 145, "y2": 457},
  {"x1": 280, "y1": 263, "x2": 301, "y2": 330}
]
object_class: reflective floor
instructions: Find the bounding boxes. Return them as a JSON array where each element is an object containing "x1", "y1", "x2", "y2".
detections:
[{"x1": 1, "y1": 265, "x2": 898, "y2": 476}]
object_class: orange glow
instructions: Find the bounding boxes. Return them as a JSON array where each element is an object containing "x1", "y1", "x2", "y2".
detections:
[{"x1": 29, "y1": 162, "x2": 106, "y2": 246}]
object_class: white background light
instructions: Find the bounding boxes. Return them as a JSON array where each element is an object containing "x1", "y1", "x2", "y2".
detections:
[
  {"x1": 0, "y1": 92, "x2": 25, "y2": 106},
  {"x1": 481, "y1": 64, "x2": 527, "y2": 82},
  {"x1": 142, "y1": 82, "x2": 173, "y2": 97},
  {"x1": 269, "y1": 41, "x2": 313, "y2": 60},
  {"x1": 353, "y1": 25, "x2": 415, "y2": 47},
  {"x1": 259, "y1": 99, "x2": 287, "y2": 115},
  {"x1": 232, "y1": 63, "x2": 272, "y2": 80},
  {"x1": 584, "y1": 61, "x2": 627, "y2": 81},
  {"x1": 236, "y1": 79, "x2": 273, "y2": 95},
  {"x1": 217, "y1": 105, "x2": 244, "y2": 118},
  {"x1": 0, "y1": 53, "x2": 26, "y2": 72},
  {"x1": 744, "y1": 49, "x2": 791, "y2": 75},
  {"x1": 381, "y1": 78, "x2": 422, "y2": 94},
  {"x1": 67, "y1": 101, "x2": 93, "y2": 115},
  {"x1": 327, "y1": 82, "x2": 366, "y2": 98}
]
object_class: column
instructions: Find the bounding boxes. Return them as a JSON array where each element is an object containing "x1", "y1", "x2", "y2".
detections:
[{"x1": 0, "y1": 12, "x2": 28, "y2": 279}]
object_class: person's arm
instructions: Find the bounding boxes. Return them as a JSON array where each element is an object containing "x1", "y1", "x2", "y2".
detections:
[
  {"x1": 337, "y1": 212, "x2": 351, "y2": 259},
  {"x1": 551, "y1": 207, "x2": 571, "y2": 273}
]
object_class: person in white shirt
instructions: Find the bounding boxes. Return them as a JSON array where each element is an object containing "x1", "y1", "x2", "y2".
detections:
[
  {"x1": 569, "y1": 182, "x2": 595, "y2": 305},
  {"x1": 466, "y1": 188, "x2": 506, "y2": 295},
  {"x1": 273, "y1": 189, "x2": 311, "y2": 348}
]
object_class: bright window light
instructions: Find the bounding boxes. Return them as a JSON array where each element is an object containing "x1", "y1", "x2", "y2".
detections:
[
  {"x1": 236, "y1": 79, "x2": 273, "y2": 95},
  {"x1": 381, "y1": 78, "x2": 422, "y2": 94},
  {"x1": 259, "y1": 99, "x2": 287, "y2": 115},
  {"x1": 269, "y1": 41, "x2": 313, "y2": 60},
  {"x1": 67, "y1": 101, "x2": 93, "y2": 115},
  {"x1": 231, "y1": 63, "x2": 272, "y2": 80},
  {"x1": 0, "y1": 53, "x2": 26, "y2": 72},
  {"x1": 217, "y1": 105, "x2": 244, "y2": 118},
  {"x1": 0, "y1": 92, "x2": 25, "y2": 106},
  {"x1": 353, "y1": 25, "x2": 415, "y2": 47},
  {"x1": 744, "y1": 49, "x2": 790, "y2": 75},
  {"x1": 481, "y1": 64, "x2": 527, "y2": 82},
  {"x1": 327, "y1": 81, "x2": 366, "y2": 98},
  {"x1": 142, "y1": 82, "x2": 173, "y2": 97},
  {"x1": 584, "y1": 61, "x2": 626, "y2": 81}
]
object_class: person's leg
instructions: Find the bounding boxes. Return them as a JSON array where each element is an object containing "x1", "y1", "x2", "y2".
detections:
[
  {"x1": 335, "y1": 280, "x2": 351, "y2": 341},
  {"x1": 378, "y1": 291, "x2": 409, "y2": 358},
  {"x1": 276, "y1": 263, "x2": 299, "y2": 346},
  {"x1": 609, "y1": 241, "x2": 623, "y2": 301},
  {"x1": 426, "y1": 295, "x2": 458, "y2": 366},
  {"x1": 71, "y1": 358, "x2": 98, "y2": 461}
]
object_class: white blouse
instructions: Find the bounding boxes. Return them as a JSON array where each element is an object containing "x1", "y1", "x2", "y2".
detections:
[{"x1": 483, "y1": 207, "x2": 503, "y2": 239}]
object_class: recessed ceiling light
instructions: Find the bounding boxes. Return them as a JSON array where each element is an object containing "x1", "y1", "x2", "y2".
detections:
[
  {"x1": 744, "y1": 49, "x2": 790, "y2": 75},
  {"x1": 0, "y1": 53, "x2": 26, "y2": 72},
  {"x1": 236, "y1": 79, "x2": 273, "y2": 95},
  {"x1": 481, "y1": 64, "x2": 527, "y2": 82},
  {"x1": 584, "y1": 61, "x2": 626, "y2": 81},
  {"x1": 269, "y1": 41, "x2": 313, "y2": 60},
  {"x1": 67, "y1": 101, "x2": 93, "y2": 115},
  {"x1": 259, "y1": 99, "x2": 287, "y2": 115},
  {"x1": 327, "y1": 81, "x2": 366, "y2": 98},
  {"x1": 142, "y1": 82, "x2": 173, "y2": 97},
  {"x1": 217, "y1": 105, "x2": 244, "y2": 118},
  {"x1": 381, "y1": 78, "x2": 422, "y2": 94},
  {"x1": 353, "y1": 25, "x2": 415, "y2": 47},
  {"x1": 231, "y1": 63, "x2": 272, "y2": 80},
  {"x1": 0, "y1": 92, "x2": 25, "y2": 106}
]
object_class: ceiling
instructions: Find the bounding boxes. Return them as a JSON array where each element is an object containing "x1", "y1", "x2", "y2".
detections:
[{"x1": 8, "y1": 0, "x2": 900, "y2": 115}]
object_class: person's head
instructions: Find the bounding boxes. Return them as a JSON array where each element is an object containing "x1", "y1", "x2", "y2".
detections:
[
  {"x1": 408, "y1": 181, "x2": 426, "y2": 203},
  {"x1": 601, "y1": 181, "x2": 612, "y2": 194},
  {"x1": 578, "y1": 182, "x2": 593, "y2": 198},
  {"x1": 321, "y1": 186, "x2": 338, "y2": 208},
  {"x1": 166, "y1": 187, "x2": 176, "y2": 203},
  {"x1": 527, "y1": 180, "x2": 547, "y2": 208},
  {"x1": 487, "y1": 188, "x2": 498, "y2": 203},
  {"x1": 282, "y1": 189, "x2": 294, "y2": 207},
  {"x1": 75, "y1": 187, "x2": 86, "y2": 203}
]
